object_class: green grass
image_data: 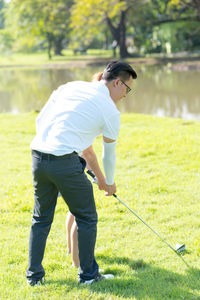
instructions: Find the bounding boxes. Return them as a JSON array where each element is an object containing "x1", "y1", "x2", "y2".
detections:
[
  {"x1": 0, "y1": 112, "x2": 200, "y2": 299},
  {"x1": 0, "y1": 49, "x2": 199, "y2": 68},
  {"x1": 0, "y1": 49, "x2": 114, "y2": 67}
]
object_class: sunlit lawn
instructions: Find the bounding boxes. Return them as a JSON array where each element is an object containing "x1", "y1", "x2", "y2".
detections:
[
  {"x1": 0, "y1": 112, "x2": 200, "y2": 299},
  {"x1": 0, "y1": 49, "x2": 114, "y2": 67},
  {"x1": 0, "y1": 49, "x2": 199, "y2": 68}
]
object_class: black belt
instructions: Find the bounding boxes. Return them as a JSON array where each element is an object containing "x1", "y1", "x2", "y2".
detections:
[{"x1": 32, "y1": 150, "x2": 77, "y2": 160}]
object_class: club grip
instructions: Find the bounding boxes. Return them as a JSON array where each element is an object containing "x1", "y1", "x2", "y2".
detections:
[{"x1": 86, "y1": 169, "x2": 95, "y2": 179}]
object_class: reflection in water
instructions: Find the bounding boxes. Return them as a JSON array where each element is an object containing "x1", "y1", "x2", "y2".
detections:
[
  {"x1": 0, "y1": 65, "x2": 200, "y2": 120},
  {"x1": 118, "y1": 66, "x2": 200, "y2": 120},
  {"x1": 0, "y1": 67, "x2": 96, "y2": 113}
]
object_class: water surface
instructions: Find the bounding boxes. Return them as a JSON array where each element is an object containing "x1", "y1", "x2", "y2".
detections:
[{"x1": 0, "y1": 64, "x2": 199, "y2": 120}]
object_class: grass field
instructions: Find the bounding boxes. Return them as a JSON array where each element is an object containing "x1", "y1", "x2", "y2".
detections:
[
  {"x1": 0, "y1": 112, "x2": 200, "y2": 299},
  {"x1": 0, "y1": 49, "x2": 114, "y2": 67},
  {"x1": 1, "y1": 50, "x2": 199, "y2": 69}
]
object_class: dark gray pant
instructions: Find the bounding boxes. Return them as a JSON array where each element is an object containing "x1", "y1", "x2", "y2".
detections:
[{"x1": 26, "y1": 150, "x2": 99, "y2": 281}]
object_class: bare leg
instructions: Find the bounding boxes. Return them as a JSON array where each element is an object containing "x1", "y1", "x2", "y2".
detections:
[
  {"x1": 71, "y1": 221, "x2": 79, "y2": 267},
  {"x1": 66, "y1": 212, "x2": 75, "y2": 254}
]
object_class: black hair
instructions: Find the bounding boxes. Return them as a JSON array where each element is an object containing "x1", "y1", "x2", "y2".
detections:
[{"x1": 102, "y1": 61, "x2": 137, "y2": 82}]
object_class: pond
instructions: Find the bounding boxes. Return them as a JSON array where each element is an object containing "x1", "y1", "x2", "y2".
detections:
[{"x1": 0, "y1": 63, "x2": 200, "y2": 120}]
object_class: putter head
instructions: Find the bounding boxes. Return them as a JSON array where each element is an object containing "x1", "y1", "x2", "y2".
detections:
[{"x1": 175, "y1": 243, "x2": 186, "y2": 252}]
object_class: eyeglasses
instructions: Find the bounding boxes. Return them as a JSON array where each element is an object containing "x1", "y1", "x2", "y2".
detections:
[{"x1": 120, "y1": 80, "x2": 131, "y2": 94}]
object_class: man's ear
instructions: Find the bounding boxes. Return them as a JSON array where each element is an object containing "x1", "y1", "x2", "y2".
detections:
[{"x1": 113, "y1": 78, "x2": 120, "y2": 87}]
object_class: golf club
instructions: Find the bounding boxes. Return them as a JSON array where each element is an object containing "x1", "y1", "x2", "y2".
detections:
[{"x1": 86, "y1": 170, "x2": 189, "y2": 267}]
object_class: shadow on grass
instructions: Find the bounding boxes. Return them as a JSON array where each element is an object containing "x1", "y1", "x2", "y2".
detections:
[
  {"x1": 43, "y1": 255, "x2": 200, "y2": 299},
  {"x1": 88, "y1": 254, "x2": 200, "y2": 299}
]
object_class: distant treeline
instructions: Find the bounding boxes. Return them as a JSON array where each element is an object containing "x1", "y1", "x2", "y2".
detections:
[{"x1": 0, "y1": 0, "x2": 199, "y2": 59}]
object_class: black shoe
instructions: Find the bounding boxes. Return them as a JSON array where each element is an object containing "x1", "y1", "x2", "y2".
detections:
[
  {"x1": 79, "y1": 273, "x2": 114, "y2": 285},
  {"x1": 27, "y1": 276, "x2": 45, "y2": 286}
]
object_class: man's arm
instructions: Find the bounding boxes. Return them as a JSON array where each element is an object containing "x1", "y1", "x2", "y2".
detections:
[
  {"x1": 82, "y1": 144, "x2": 116, "y2": 196},
  {"x1": 102, "y1": 136, "x2": 117, "y2": 195},
  {"x1": 82, "y1": 145, "x2": 106, "y2": 190}
]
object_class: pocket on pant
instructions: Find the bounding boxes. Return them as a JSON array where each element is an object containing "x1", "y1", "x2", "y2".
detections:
[{"x1": 78, "y1": 156, "x2": 86, "y2": 173}]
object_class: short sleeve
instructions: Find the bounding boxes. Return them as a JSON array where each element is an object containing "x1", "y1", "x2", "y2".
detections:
[{"x1": 103, "y1": 112, "x2": 120, "y2": 140}]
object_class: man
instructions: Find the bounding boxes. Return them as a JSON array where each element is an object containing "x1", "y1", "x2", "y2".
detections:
[{"x1": 26, "y1": 61, "x2": 137, "y2": 286}]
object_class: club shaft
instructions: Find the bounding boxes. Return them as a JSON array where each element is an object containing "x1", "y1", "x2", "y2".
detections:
[
  {"x1": 113, "y1": 194, "x2": 189, "y2": 267},
  {"x1": 86, "y1": 170, "x2": 189, "y2": 267},
  {"x1": 113, "y1": 194, "x2": 176, "y2": 252}
]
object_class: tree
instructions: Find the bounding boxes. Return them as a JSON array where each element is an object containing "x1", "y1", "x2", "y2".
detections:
[
  {"x1": 146, "y1": 0, "x2": 200, "y2": 25},
  {"x1": 70, "y1": 0, "x2": 148, "y2": 58},
  {"x1": 0, "y1": 0, "x2": 15, "y2": 52},
  {"x1": 167, "y1": 0, "x2": 200, "y2": 51},
  {"x1": 6, "y1": 0, "x2": 73, "y2": 58},
  {"x1": 127, "y1": 0, "x2": 200, "y2": 53},
  {"x1": 147, "y1": 0, "x2": 200, "y2": 52},
  {"x1": 0, "y1": 0, "x2": 5, "y2": 29},
  {"x1": 169, "y1": 0, "x2": 200, "y2": 21}
]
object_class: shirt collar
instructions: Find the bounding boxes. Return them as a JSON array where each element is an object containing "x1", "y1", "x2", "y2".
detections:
[{"x1": 93, "y1": 81, "x2": 110, "y2": 98}]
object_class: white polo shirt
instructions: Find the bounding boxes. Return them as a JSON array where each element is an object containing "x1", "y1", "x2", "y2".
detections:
[{"x1": 30, "y1": 81, "x2": 120, "y2": 155}]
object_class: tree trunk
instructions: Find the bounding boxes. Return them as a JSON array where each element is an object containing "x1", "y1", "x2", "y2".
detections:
[
  {"x1": 48, "y1": 40, "x2": 52, "y2": 60},
  {"x1": 105, "y1": 16, "x2": 120, "y2": 42},
  {"x1": 54, "y1": 36, "x2": 64, "y2": 55},
  {"x1": 105, "y1": 10, "x2": 131, "y2": 59},
  {"x1": 118, "y1": 10, "x2": 130, "y2": 58},
  {"x1": 104, "y1": 30, "x2": 109, "y2": 50},
  {"x1": 47, "y1": 32, "x2": 53, "y2": 60}
]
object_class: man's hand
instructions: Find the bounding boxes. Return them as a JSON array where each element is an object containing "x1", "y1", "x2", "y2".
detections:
[
  {"x1": 105, "y1": 183, "x2": 116, "y2": 196},
  {"x1": 86, "y1": 169, "x2": 116, "y2": 196},
  {"x1": 95, "y1": 175, "x2": 116, "y2": 196},
  {"x1": 95, "y1": 174, "x2": 107, "y2": 191}
]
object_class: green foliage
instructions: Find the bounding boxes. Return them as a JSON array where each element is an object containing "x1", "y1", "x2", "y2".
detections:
[
  {"x1": 164, "y1": 21, "x2": 200, "y2": 52},
  {"x1": 69, "y1": 0, "x2": 117, "y2": 48},
  {"x1": 145, "y1": 21, "x2": 200, "y2": 53},
  {"x1": 168, "y1": 0, "x2": 200, "y2": 22},
  {"x1": 0, "y1": 112, "x2": 200, "y2": 299},
  {"x1": 0, "y1": 0, "x2": 13, "y2": 52},
  {"x1": 71, "y1": 0, "x2": 127, "y2": 29},
  {"x1": 129, "y1": 0, "x2": 200, "y2": 54},
  {"x1": 70, "y1": 0, "x2": 151, "y2": 56},
  {"x1": 5, "y1": 0, "x2": 73, "y2": 55},
  {"x1": 0, "y1": 0, "x2": 199, "y2": 57},
  {"x1": 0, "y1": 28, "x2": 14, "y2": 52},
  {"x1": 0, "y1": 0, "x2": 5, "y2": 29}
]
